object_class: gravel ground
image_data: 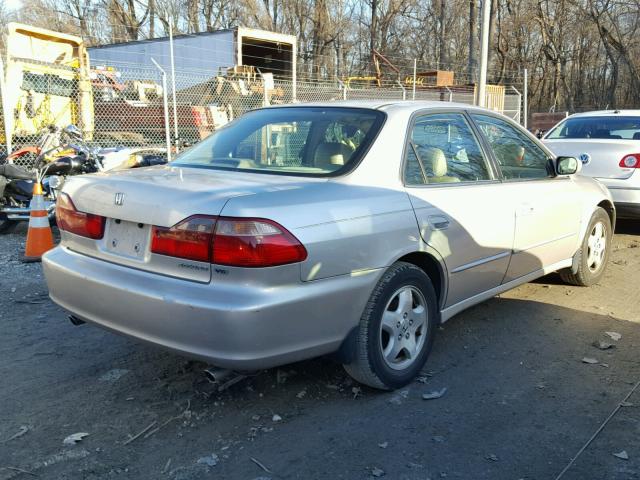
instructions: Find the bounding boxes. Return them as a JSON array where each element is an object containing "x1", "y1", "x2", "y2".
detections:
[{"x1": 1, "y1": 221, "x2": 639, "y2": 480}]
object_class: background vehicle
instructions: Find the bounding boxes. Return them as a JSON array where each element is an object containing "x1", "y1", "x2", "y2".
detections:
[
  {"x1": 543, "y1": 110, "x2": 640, "y2": 219},
  {"x1": 43, "y1": 102, "x2": 614, "y2": 390}
]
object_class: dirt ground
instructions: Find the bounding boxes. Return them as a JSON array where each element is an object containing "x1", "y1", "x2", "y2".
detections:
[{"x1": 1, "y1": 222, "x2": 639, "y2": 480}]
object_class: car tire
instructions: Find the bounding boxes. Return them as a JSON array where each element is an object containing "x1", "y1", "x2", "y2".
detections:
[
  {"x1": 560, "y1": 207, "x2": 611, "y2": 287},
  {"x1": 343, "y1": 262, "x2": 438, "y2": 390}
]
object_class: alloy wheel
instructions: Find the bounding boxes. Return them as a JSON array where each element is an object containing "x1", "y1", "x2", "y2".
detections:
[
  {"x1": 587, "y1": 221, "x2": 607, "y2": 273},
  {"x1": 379, "y1": 286, "x2": 428, "y2": 370}
]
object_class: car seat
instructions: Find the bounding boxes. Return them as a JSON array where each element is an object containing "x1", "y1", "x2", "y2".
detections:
[
  {"x1": 421, "y1": 146, "x2": 460, "y2": 183},
  {"x1": 313, "y1": 142, "x2": 354, "y2": 170}
]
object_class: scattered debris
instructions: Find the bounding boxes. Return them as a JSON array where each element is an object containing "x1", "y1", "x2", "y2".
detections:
[
  {"x1": 352, "y1": 387, "x2": 362, "y2": 399},
  {"x1": 620, "y1": 401, "x2": 635, "y2": 407},
  {"x1": 600, "y1": 363, "x2": 609, "y2": 368},
  {"x1": 63, "y1": 432, "x2": 89, "y2": 445},
  {"x1": 432, "y1": 435, "x2": 445, "y2": 443},
  {"x1": 34, "y1": 448, "x2": 90, "y2": 468},
  {"x1": 250, "y1": 457, "x2": 272, "y2": 474},
  {"x1": 162, "y1": 458, "x2": 172, "y2": 474},
  {"x1": 196, "y1": 453, "x2": 219, "y2": 467},
  {"x1": 123, "y1": 421, "x2": 157, "y2": 445},
  {"x1": 605, "y1": 331, "x2": 622, "y2": 341},
  {"x1": 3, "y1": 425, "x2": 29, "y2": 443},
  {"x1": 422, "y1": 388, "x2": 447, "y2": 400},
  {"x1": 581, "y1": 357, "x2": 599, "y2": 364},
  {"x1": 592, "y1": 340, "x2": 614, "y2": 350},
  {"x1": 378, "y1": 442, "x2": 388, "y2": 449},
  {"x1": 485, "y1": 454, "x2": 499, "y2": 462},
  {"x1": 389, "y1": 389, "x2": 409, "y2": 405},
  {"x1": 371, "y1": 467, "x2": 385, "y2": 477},
  {"x1": 296, "y1": 390, "x2": 307, "y2": 399},
  {"x1": 2, "y1": 466, "x2": 37, "y2": 477},
  {"x1": 613, "y1": 450, "x2": 629, "y2": 460},
  {"x1": 99, "y1": 369, "x2": 130, "y2": 382},
  {"x1": 272, "y1": 414, "x2": 282, "y2": 422}
]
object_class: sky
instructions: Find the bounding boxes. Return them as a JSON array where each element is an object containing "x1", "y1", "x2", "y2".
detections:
[{"x1": 4, "y1": 0, "x2": 22, "y2": 11}]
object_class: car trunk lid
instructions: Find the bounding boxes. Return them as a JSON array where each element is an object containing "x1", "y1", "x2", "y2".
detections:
[
  {"x1": 60, "y1": 165, "x2": 323, "y2": 282},
  {"x1": 543, "y1": 139, "x2": 639, "y2": 179}
]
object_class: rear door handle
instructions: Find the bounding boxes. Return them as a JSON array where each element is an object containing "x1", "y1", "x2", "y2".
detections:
[{"x1": 428, "y1": 215, "x2": 450, "y2": 230}]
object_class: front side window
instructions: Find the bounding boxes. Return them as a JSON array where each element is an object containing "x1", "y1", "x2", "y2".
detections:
[
  {"x1": 173, "y1": 107, "x2": 385, "y2": 176},
  {"x1": 471, "y1": 113, "x2": 551, "y2": 180},
  {"x1": 404, "y1": 113, "x2": 492, "y2": 185},
  {"x1": 546, "y1": 116, "x2": 640, "y2": 140}
]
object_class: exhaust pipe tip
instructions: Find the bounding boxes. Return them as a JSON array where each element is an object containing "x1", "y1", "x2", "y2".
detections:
[
  {"x1": 203, "y1": 367, "x2": 233, "y2": 385},
  {"x1": 68, "y1": 315, "x2": 85, "y2": 326}
]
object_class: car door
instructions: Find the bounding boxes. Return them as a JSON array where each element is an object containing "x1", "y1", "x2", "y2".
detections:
[
  {"x1": 469, "y1": 113, "x2": 583, "y2": 281},
  {"x1": 403, "y1": 111, "x2": 515, "y2": 308}
]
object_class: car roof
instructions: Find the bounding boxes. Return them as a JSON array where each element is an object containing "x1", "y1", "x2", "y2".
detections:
[
  {"x1": 265, "y1": 100, "x2": 492, "y2": 114},
  {"x1": 568, "y1": 110, "x2": 640, "y2": 118}
]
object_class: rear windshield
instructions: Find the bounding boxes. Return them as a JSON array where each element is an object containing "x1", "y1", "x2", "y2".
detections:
[
  {"x1": 546, "y1": 116, "x2": 640, "y2": 140},
  {"x1": 173, "y1": 107, "x2": 385, "y2": 176}
]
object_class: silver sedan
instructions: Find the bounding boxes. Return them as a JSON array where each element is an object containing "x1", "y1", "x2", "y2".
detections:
[
  {"x1": 43, "y1": 101, "x2": 614, "y2": 390},
  {"x1": 543, "y1": 110, "x2": 640, "y2": 219}
]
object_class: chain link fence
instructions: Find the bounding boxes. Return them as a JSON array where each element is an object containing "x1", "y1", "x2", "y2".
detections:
[{"x1": 0, "y1": 58, "x2": 522, "y2": 169}]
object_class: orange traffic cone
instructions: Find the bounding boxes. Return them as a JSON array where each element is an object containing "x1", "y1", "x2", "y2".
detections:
[{"x1": 23, "y1": 182, "x2": 54, "y2": 262}]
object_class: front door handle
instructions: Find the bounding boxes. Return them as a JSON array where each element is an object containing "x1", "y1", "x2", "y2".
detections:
[{"x1": 428, "y1": 215, "x2": 450, "y2": 230}]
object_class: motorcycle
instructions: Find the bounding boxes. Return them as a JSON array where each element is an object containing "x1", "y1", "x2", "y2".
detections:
[{"x1": 0, "y1": 125, "x2": 168, "y2": 233}]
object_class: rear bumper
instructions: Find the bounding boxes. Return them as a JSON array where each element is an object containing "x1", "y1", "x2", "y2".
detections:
[
  {"x1": 43, "y1": 246, "x2": 380, "y2": 370},
  {"x1": 596, "y1": 177, "x2": 640, "y2": 219}
]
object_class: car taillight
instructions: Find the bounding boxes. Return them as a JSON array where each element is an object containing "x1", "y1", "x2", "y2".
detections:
[
  {"x1": 619, "y1": 154, "x2": 640, "y2": 168},
  {"x1": 56, "y1": 192, "x2": 106, "y2": 239},
  {"x1": 151, "y1": 215, "x2": 216, "y2": 262},
  {"x1": 150, "y1": 216, "x2": 307, "y2": 267},
  {"x1": 213, "y1": 218, "x2": 307, "y2": 267}
]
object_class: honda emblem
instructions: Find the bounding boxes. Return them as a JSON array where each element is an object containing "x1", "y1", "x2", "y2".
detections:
[{"x1": 114, "y1": 192, "x2": 125, "y2": 206}]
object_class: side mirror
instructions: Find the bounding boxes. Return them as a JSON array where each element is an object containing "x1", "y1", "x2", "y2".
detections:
[{"x1": 556, "y1": 156, "x2": 581, "y2": 175}]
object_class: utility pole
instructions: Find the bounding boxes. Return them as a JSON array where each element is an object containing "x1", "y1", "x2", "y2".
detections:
[{"x1": 476, "y1": 0, "x2": 490, "y2": 107}]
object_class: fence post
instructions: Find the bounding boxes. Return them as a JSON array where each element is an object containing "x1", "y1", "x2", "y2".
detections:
[
  {"x1": 412, "y1": 59, "x2": 417, "y2": 100},
  {"x1": 445, "y1": 86, "x2": 453, "y2": 103},
  {"x1": 397, "y1": 80, "x2": 406, "y2": 100},
  {"x1": 169, "y1": 21, "x2": 179, "y2": 153},
  {"x1": 510, "y1": 86, "x2": 522, "y2": 123},
  {"x1": 0, "y1": 56, "x2": 12, "y2": 155},
  {"x1": 523, "y1": 68, "x2": 528, "y2": 130},
  {"x1": 337, "y1": 79, "x2": 347, "y2": 100},
  {"x1": 151, "y1": 58, "x2": 172, "y2": 163}
]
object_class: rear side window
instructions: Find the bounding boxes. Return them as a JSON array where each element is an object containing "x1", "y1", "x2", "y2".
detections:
[
  {"x1": 174, "y1": 107, "x2": 385, "y2": 176},
  {"x1": 546, "y1": 116, "x2": 640, "y2": 140},
  {"x1": 471, "y1": 114, "x2": 550, "y2": 180},
  {"x1": 404, "y1": 113, "x2": 492, "y2": 185}
]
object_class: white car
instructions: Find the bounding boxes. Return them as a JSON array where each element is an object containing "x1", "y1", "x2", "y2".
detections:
[{"x1": 543, "y1": 110, "x2": 640, "y2": 219}]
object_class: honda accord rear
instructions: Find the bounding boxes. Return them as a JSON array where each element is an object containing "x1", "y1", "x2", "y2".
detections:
[{"x1": 43, "y1": 105, "x2": 399, "y2": 371}]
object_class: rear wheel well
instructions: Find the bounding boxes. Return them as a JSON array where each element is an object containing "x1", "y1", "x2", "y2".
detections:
[
  {"x1": 396, "y1": 252, "x2": 444, "y2": 306},
  {"x1": 598, "y1": 200, "x2": 616, "y2": 231}
]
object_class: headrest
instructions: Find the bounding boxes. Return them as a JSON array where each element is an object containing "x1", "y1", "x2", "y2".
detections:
[
  {"x1": 419, "y1": 146, "x2": 447, "y2": 177},
  {"x1": 314, "y1": 142, "x2": 354, "y2": 169}
]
